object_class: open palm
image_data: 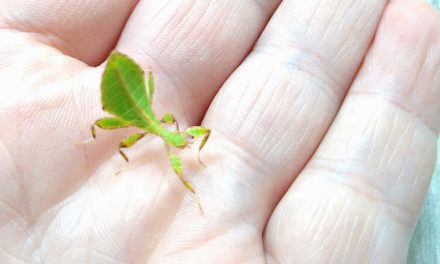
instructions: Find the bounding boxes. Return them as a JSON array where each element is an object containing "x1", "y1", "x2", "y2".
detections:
[{"x1": 1, "y1": 0, "x2": 439, "y2": 263}]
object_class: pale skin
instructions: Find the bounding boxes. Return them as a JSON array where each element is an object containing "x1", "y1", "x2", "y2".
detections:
[{"x1": 0, "y1": 0, "x2": 439, "y2": 263}]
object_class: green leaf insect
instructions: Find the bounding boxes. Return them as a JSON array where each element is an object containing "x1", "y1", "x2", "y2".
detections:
[{"x1": 91, "y1": 51, "x2": 210, "y2": 194}]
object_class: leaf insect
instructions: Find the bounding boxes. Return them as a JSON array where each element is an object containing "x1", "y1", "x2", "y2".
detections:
[{"x1": 91, "y1": 51, "x2": 210, "y2": 194}]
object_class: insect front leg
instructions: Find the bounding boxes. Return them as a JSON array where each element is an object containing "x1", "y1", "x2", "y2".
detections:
[
  {"x1": 91, "y1": 117, "x2": 131, "y2": 138},
  {"x1": 160, "y1": 112, "x2": 180, "y2": 130},
  {"x1": 118, "y1": 132, "x2": 148, "y2": 162},
  {"x1": 185, "y1": 126, "x2": 211, "y2": 167}
]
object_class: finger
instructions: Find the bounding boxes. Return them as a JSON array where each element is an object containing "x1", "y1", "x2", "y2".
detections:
[
  {"x1": 116, "y1": 0, "x2": 281, "y2": 125},
  {"x1": 265, "y1": 1, "x2": 440, "y2": 262},
  {"x1": 0, "y1": 0, "x2": 139, "y2": 65},
  {"x1": 144, "y1": 0, "x2": 389, "y2": 262},
  {"x1": 204, "y1": 0, "x2": 387, "y2": 216}
]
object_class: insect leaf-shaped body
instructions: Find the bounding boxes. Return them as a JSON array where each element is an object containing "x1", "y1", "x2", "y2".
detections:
[
  {"x1": 92, "y1": 51, "x2": 211, "y2": 197},
  {"x1": 101, "y1": 52, "x2": 159, "y2": 131}
]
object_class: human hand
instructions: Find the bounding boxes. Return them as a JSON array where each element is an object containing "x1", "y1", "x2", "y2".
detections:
[{"x1": 0, "y1": 0, "x2": 439, "y2": 263}]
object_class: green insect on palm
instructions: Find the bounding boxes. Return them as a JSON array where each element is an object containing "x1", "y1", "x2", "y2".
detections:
[{"x1": 91, "y1": 51, "x2": 210, "y2": 194}]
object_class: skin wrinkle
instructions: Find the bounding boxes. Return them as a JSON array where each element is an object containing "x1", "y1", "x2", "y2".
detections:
[
  {"x1": 262, "y1": 0, "x2": 398, "y2": 262},
  {"x1": 308, "y1": 193, "x2": 329, "y2": 239},
  {"x1": 16, "y1": 95, "x2": 87, "y2": 220},
  {"x1": 183, "y1": 2, "x2": 224, "y2": 59},
  {"x1": 14, "y1": 103, "x2": 32, "y2": 225},
  {"x1": 87, "y1": 199, "x2": 110, "y2": 259},
  {"x1": 308, "y1": 195, "x2": 350, "y2": 262},
  {"x1": 381, "y1": 116, "x2": 409, "y2": 171},
  {"x1": 0, "y1": 0, "x2": 439, "y2": 263},
  {"x1": 70, "y1": 82, "x2": 94, "y2": 177},
  {"x1": 331, "y1": 0, "x2": 361, "y2": 49},
  {"x1": 368, "y1": 112, "x2": 385, "y2": 163},
  {"x1": 363, "y1": 212, "x2": 379, "y2": 263},
  {"x1": 29, "y1": 209, "x2": 65, "y2": 261},
  {"x1": 0, "y1": 139, "x2": 14, "y2": 185},
  {"x1": 0, "y1": 27, "x2": 75, "y2": 59},
  {"x1": 305, "y1": 0, "x2": 325, "y2": 37},
  {"x1": 274, "y1": 95, "x2": 307, "y2": 159},
  {"x1": 369, "y1": 223, "x2": 386, "y2": 263},
  {"x1": 225, "y1": 58, "x2": 338, "y2": 166},
  {"x1": 254, "y1": 43, "x2": 345, "y2": 100},
  {"x1": 287, "y1": 84, "x2": 331, "y2": 154},
  {"x1": 349, "y1": 92, "x2": 439, "y2": 134},
  {"x1": 78, "y1": 247, "x2": 129, "y2": 264},
  {"x1": 395, "y1": 124, "x2": 415, "y2": 183},
  {"x1": 292, "y1": 90, "x2": 322, "y2": 144},
  {"x1": 411, "y1": 143, "x2": 433, "y2": 189},
  {"x1": 249, "y1": 77, "x2": 284, "y2": 155},
  {"x1": 239, "y1": 125, "x2": 280, "y2": 180},
  {"x1": 379, "y1": 114, "x2": 399, "y2": 170},
  {"x1": 310, "y1": 193, "x2": 340, "y2": 244},
  {"x1": 44, "y1": 197, "x2": 90, "y2": 261},
  {"x1": 214, "y1": 131, "x2": 273, "y2": 185},
  {"x1": 318, "y1": 0, "x2": 345, "y2": 45},
  {"x1": 434, "y1": 56, "x2": 440, "y2": 89},
  {"x1": 327, "y1": 207, "x2": 349, "y2": 263},
  {"x1": 62, "y1": 185, "x2": 105, "y2": 260},
  {"x1": 131, "y1": 174, "x2": 184, "y2": 263},
  {"x1": 0, "y1": 200, "x2": 31, "y2": 247},
  {"x1": 2, "y1": 6, "x2": 94, "y2": 65},
  {"x1": 334, "y1": 202, "x2": 381, "y2": 263},
  {"x1": 159, "y1": 1, "x2": 201, "y2": 53},
  {"x1": 165, "y1": 224, "x2": 253, "y2": 258},
  {"x1": 252, "y1": 68, "x2": 282, "y2": 152},
  {"x1": 341, "y1": 211, "x2": 361, "y2": 263},
  {"x1": 276, "y1": 90, "x2": 306, "y2": 158},
  {"x1": 218, "y1": 85, "x2": 242, "y2": 134},
  {"x1": 234, "y1": 79, "x2": 266, "y2": 145},
  {"x1": 350, "y1": 211, "x2": 372, "y2": 262},
  {"x1": 33, "y1": 1, "x2": 137, "y2": 64},
  {"x1": 97, "y1": 181, "x2": 157, "y2": 261},
  {"x1": 408, "y1": 41, "x2": 429, "y2": 102},
  {"x1": 0, "y1": 246, "x2": 32, "y2": 264},
  {"x1": 304, "y1": 161, "x2": 417, "y2": 229},
  {"x1": 333, "y1": 1, "x2": 383, "y2": 63},
  {"x1": 0, "y1": 5, "x2": 67, "y2": 53}
]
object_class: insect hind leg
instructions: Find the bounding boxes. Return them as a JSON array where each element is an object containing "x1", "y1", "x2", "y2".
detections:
[{"x1": 185, "y1": 126, "x2": 211, "y2": 167}]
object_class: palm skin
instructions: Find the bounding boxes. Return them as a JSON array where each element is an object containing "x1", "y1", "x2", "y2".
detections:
[{"x1": 0, "y1": 0, "x2": 439, "y2": 263}]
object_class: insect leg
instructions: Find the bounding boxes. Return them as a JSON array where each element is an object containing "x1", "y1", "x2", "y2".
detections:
[
  {"x1": 185, "y1": 126, "x2": 211, "y2": 167},
  {"x1": 160, "y1": 112, "x2": 180, "y2": 131},
  {"x1": 165, "y1": 145, "x2": 195, "y2": 193},
  {"x1": 118, "y1": 132, "x2": 147, "y2": 162},
  {"x1": 91, "y1": 117, "x2": 131, "y2": 138},
  {"x1": 165, "y1": 145, "x2": 203, "y2": 213},
  {"x1": 147, "y1": 70, "x2": 154, "y2": 104}
]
